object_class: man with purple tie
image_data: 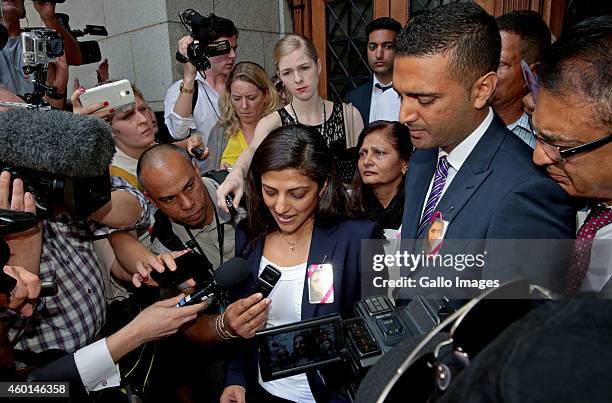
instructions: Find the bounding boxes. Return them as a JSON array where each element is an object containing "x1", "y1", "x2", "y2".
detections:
[{"x1": 393, "y1": 3, "x2": 576, "y2": 298}]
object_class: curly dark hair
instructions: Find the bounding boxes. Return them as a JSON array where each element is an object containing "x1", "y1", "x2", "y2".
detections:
[
  {"x1": 244, "y1": 125, "x2": 352, "y2": 244},
  {"x1": 395, "y1": 2, "x2": 500, "y2": 90},
  {"x1": 192, "y1": 13, "x2": 238, "y2": 44}
]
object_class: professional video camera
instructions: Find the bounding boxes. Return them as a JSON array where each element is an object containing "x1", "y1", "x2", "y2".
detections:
[
  {"x1": 175, "y1": 9, "x2": 233, "y2": 72},
  {"x1": 0, "y1": 107, "x2": 115, "y2": 221},
  {"x1": 55, "y1": 13, "x2": 108, "y2": 64},
  {"x1": 256, "y1": 295, "x2": 449, "y2": 396}
]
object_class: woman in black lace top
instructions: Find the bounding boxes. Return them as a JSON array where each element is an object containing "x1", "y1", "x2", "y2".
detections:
[
  {"x1": 350, "y1": 121, "x2": 413, "y2": 238},
  {"x1": 217, "y1": 34, "x2": 364, "y2": 211}
]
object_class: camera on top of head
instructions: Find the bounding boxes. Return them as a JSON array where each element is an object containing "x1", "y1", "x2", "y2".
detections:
[{"x1": 176, "y1": 9, "x2": 233, "y2": 72}]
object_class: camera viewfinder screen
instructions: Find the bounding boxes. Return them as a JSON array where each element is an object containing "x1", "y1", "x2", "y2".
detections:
[{"x1": 258, "y1": 319, "x2": 342, "y2": 380}]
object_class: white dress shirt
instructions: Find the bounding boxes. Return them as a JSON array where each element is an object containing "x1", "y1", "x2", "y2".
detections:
[
  {"x1": 507, "y1": 112, "x2": 536, "y2": 149},
  {"x1": 73, "y1": 338, "x2": 121, "y2": 392},
  {"x1": 420, "y1": 108, "x2": 494, "y2": 218},
  {"x1": 164, "y1": 72, "x2": 220, "y2": 142},
  {"x1": 370, "y1": 86, "x2": 401, "y2": 122},
  {"x1": 257, "y1": 256, "x2": 315, "y2": 403}
]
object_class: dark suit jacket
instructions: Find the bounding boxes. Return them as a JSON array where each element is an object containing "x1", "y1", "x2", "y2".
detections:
[
  {"x1": 226, "y1": 219, "x2": 377, "y2": 401},
  {"x1": 347, "y1": 79, "x2": 373, "y2": 124},
  {"x1": 400, "y1": 113, "x2": 577, "y2": 294}
]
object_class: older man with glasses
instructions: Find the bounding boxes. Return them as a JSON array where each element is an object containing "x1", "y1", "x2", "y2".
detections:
[{"x1": 532, "y1": 15, "x2": 612, "y2": 296}]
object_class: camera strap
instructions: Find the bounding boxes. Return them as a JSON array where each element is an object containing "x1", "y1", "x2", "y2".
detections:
[{"x1": 184, "y1": 204, "x2": 224, "y2": 267}]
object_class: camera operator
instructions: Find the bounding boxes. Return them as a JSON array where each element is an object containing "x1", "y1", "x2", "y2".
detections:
[
  {"x1": 164, "y1": 13, "x2": 238, "y2": 143},
  {"x1": 0, "y1": 0, "x2": 82, "y2": 99}
]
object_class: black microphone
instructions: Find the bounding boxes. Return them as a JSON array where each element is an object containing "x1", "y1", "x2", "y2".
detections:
[
  {"x1": 0, "y1": 24, "x2": 8, "y2": 52},
  {"x1": 0, "y1": 108, "x2": 115, "y2": 177},
  {"x1": 177, "y1": 257, "x2": 249, "y2": 307}
]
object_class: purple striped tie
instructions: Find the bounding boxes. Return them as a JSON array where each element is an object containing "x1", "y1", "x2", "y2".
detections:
[{"x1": 417, "y1": 156, "x2": 450, "y2": 237}]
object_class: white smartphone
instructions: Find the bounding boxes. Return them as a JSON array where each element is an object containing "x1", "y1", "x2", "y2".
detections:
[{"x1": 79, "y1": 79, "x2": 135, "y2": 112}]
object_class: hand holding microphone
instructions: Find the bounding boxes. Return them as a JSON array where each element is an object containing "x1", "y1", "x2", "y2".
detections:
[
  {"x1": 177, "y1": 257, "x2": 250, "y2": 307},
  {"x1": 0, "y1": 265, "x2": 41, "y2": 317}
]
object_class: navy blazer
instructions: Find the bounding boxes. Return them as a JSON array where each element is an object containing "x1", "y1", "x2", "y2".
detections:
[
  {"x1": 226, "y1": 219, "x2": 377, "y2": 401},
  {"x1": 400, "y1": 113, "x2": 578, "y2": 294},
  {"x1": 347, "y1": 79, "x2": 373, "y2": 124}
]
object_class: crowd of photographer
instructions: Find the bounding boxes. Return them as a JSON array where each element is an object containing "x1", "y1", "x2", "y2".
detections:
[{"x1": 0, "y1": 0, "x2": 611, "y2": 402}]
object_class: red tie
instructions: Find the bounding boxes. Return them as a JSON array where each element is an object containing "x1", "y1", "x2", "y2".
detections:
[{"x1": 565, "y1": 205, "x2": 612, "y2": 296}]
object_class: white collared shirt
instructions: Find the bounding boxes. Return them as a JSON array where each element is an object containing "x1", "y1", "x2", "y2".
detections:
[
  {"x1": 507, "y1": 112, "x2": 536, "y2": 149},
  {"x1": 73, "y1": 338, "x2": 120, "y2": 392},
  {"x1": 420, "y1": 108, "x2": 495, "y2": 218},
  {"x1": 370, "y1": 86, "x2": 401, "y2": 122},
  {"x1": 164, "y1": 72, "x2": 220, "y2": 142},
  {"x1": 368, "y1": 75, "x2": 400, "y2": 123}
]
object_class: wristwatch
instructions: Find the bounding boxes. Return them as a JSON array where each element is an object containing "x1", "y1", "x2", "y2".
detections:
[{"x1": 180, "y1": 82, "x2": 195, "y2": 94}]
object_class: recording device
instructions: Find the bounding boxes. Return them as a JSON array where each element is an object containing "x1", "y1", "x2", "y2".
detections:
[
  {"x1": 149, "y1": 250, "x2": 210, "y2": 288},
  {"x1": 20, "y1": 28, "x2": 64, "y2": 105},
  {"x1": 21, "y1": 28, "x2": 64, "y2": 74},
  {"x1": 0, "y1": 107, "x2": 115, "y2": 219},
  {"x1": 177, "y1": 257, "x2": 249, "y2": 307},
  {"x1": 203, "y1": 169, "x2": 239, "y2": 217},
  {"x1": 259, "y1": 314, "x2": 344, "y2": 381},
  {"x1": 55, "y1": 13, "x2": 108, "y2": 65},
  {"x1": 256, "y1": 295, "x2": 447, "y2": 390},
  {"x1": 176, "y1": 9, "x2": 232, "y2": 72},
  {"x1": 79, "y1": 79, "x2": 135, "y2": 113},
  {"x1": 250, "y1": 264, "x2": 281, "y2": 298}
]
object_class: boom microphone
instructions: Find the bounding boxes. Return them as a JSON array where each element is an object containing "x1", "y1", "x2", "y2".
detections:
[
  {"x1": 0, "y1": 108, "x2": 114, "y2": 177},
  {"x1": 178, "y1": 257, "x2": 249, "y2": 307}
]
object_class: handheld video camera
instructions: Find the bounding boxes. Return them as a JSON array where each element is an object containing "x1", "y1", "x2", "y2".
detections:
[
  {"x1": 0, "y1": 166, "x2": 111, "y2": 220},
  {"x1": 176, "y1": 9, "x2": 232, "y2": 71},
  {"x1": 257, "y1": 295, "x2": 449, "y2": 394}
]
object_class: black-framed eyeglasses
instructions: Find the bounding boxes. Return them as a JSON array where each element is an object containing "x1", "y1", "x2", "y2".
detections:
[{"x1": 529, "y1": 117, "x2": 612, "y2": 163}]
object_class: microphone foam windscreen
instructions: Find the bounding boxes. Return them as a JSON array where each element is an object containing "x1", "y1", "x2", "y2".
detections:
[
  {"x1": 0, "y1": 108, "x2": 115, "y2": 177},
  {"x1": 215, "y1": 257, "x2": 250, "y2": 288}
]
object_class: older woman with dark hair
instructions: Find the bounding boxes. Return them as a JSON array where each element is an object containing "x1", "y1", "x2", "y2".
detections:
[
  {"x1": 350, "y1": 120, "x2": 412, "y2": 240},
  {"x1": 221, "y1": 125, "x2": 376, "y2": 403}
]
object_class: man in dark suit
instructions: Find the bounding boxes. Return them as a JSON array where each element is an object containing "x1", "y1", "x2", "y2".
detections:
[
  {"x1": 348, "y1": 17, "x2": 402, "y2": 124},
  {"x1": 393, "y1": 3, "x2": 576, "y2": 297}
]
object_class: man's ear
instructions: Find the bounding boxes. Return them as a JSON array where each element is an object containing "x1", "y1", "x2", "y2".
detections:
[
  {"x1": 472, "y1": 71, "x2": 498, "y2": 109},
  {"x1": 143, "y1": 190, "x2": 157, "y2": 208}
]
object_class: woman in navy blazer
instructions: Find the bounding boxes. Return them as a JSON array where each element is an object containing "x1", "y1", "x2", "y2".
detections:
[{"x1": 221, "y1": 125, "x2": 377, "y2": 403}]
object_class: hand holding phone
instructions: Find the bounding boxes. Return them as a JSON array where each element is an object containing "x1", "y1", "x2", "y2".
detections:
[
  {"x1": 79, "y1": 79, "x2": 135, "y2": 113},
  {"x1": 250, "y1": 264, "x2": 281, "y2": 298}
]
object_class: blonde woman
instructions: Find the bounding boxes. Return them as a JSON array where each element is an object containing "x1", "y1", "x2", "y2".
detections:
[
  {"x1": 204, "y1": 61, "x2": 280, "y2": 171},
  {"x1": 217, "y1": 34, "x2": 364, "y2": 210}
]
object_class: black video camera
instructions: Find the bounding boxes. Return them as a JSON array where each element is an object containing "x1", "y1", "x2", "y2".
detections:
[
  {"x1": 0, "y1": 166, "x2": 111, "y2": 221},
  {"x1": 176, "y1": 9, "x2": 232, "y2": 71},
  {"x1": 256, "y1": 295, "x2": 448, "y2": 395}
]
